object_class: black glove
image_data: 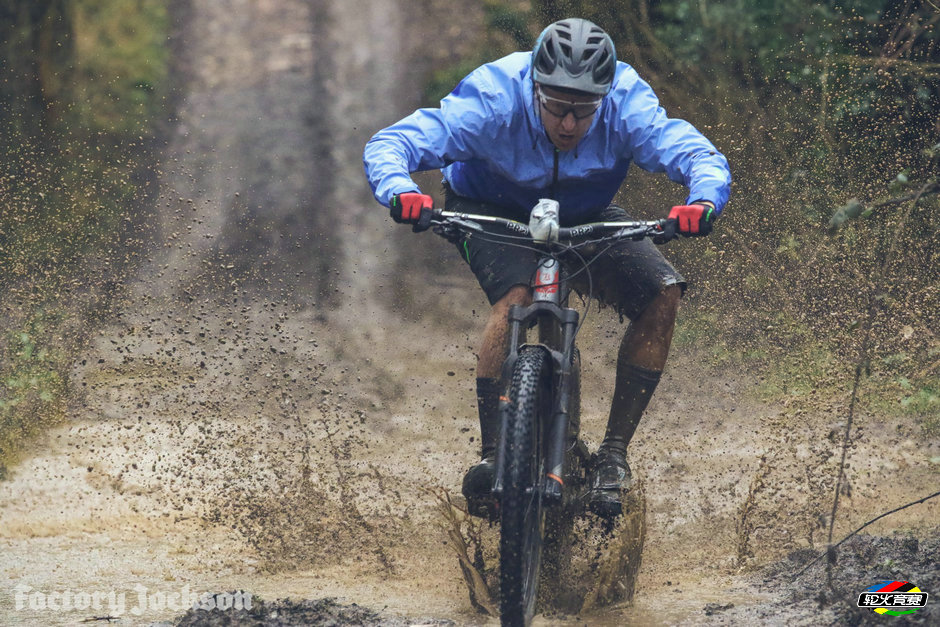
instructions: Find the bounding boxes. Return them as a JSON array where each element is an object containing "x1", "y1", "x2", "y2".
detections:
[{"x1": 390, "y1": 192, "x2": 434, "y2": 233}]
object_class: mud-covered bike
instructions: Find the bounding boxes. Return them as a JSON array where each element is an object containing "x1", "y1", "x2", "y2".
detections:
[{"x1": 431, "y1": 206, "x2": 671, "y2": 626}]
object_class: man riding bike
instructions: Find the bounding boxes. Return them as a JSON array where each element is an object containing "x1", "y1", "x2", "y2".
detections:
[{"x1": 363, "y1": 18, "x2": 731, "y2": 517}]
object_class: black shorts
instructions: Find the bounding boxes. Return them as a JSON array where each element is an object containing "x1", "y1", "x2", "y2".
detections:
[{"x1": 445, "y1": 189, "x2": 686, "y2": 322}]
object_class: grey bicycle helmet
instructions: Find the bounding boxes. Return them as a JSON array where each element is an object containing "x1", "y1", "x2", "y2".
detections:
[{"x1": 531, "y1": 18, "x2": 617, "y2": 95}]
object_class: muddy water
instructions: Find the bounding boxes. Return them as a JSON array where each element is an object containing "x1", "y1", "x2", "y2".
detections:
[{"x1": 1, "y1": 1, "x2": 939, "y2": 626}]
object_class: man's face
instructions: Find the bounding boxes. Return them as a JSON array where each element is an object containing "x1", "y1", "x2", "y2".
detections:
[{"x1": 536, "y1": 84, "x2": 602, "y2": 152}]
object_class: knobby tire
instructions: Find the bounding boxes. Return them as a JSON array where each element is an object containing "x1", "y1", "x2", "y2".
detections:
[{"x1": 499, "y1": 346, "x2": 552, "y2": 626}]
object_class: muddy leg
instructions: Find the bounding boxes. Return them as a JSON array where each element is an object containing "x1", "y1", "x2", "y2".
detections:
[
  {"x1": 474, "y1": 285, "x2": 532, "y2": 458},
  {"x1": 476, "y1": 284, "x2": 532, "y2": 379},
  {"x1": 600, "y1": 285, "x2": 681, "y2": 456},
  {"x1": 463, "y1": 286, "x2": 532, "y2": 505}
]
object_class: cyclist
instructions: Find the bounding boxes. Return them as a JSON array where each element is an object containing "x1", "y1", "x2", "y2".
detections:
[{"x1": 363, "y1": 18, "x2": 731, "y2": 517}]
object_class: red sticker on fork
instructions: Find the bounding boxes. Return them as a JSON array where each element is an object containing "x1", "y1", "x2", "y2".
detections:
[{"x1": 535, "y1": 264, "x2": 559, "y2": 296}]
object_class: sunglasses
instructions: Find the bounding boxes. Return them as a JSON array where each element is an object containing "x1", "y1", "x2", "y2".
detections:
[{"x1": 536, "y1": 88, "x2": 603, "y2": 120}]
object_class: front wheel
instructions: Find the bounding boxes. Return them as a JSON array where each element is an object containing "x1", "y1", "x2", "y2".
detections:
[{"x1": 499, "y1": 346, "x2": 553, "y2": 626}]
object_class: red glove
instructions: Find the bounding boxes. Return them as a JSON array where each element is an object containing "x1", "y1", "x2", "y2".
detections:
[
  {"x1": 666, "y1": 203, "x2": 715, "y2": 237},
  {"x1": 390, "y1": 192, "x2": 434, "y2": 232}
]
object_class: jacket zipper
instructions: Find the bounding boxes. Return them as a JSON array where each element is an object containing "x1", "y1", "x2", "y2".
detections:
[{"x1": 551, "y1": 148, "x2": 559, "y2": 200}]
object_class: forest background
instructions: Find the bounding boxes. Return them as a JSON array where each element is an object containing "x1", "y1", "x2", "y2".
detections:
[{"x1": 1, "y1": 0, "x2": 938, "y2": 477}]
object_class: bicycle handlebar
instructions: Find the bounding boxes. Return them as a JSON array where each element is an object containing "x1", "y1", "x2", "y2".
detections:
[{"x1": 431, "y1": 209, "x2": 670, "y2": 243}]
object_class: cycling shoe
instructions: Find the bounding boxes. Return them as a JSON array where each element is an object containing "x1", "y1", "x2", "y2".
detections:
[
  {"x1": 462, "y1": 457, "x2": 497, "y2": 519},
  {"x1": 587, "y1": 451, "x2": 632, "y2": 519}
]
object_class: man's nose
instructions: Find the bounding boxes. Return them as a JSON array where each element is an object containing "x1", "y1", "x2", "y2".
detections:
[{"x1": 560, "y1": 111, "x2": 577, "y2": 131}]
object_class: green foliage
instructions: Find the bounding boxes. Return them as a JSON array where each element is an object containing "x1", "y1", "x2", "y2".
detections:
[
  {"x1": 1, "y1": 0, "x2": 168, "y2": 281},
  {"x1": 0, "y1": 320, "x2": 67, "y2": 478},
  {"x1": 859, "y1": 367, "x2": 940, "y2": 435},
  {"x1": 68, "y1": 0, "x2": 169, "y2": 135},
  {"x1": 0, "y1": 0, "x2": 169, "y2": 477},
  {"x1": 426, "y1": 57, "x2": 491, "y2": 104},
  {"x1": 425, "y1": 2, "x2": 534, "y2": 103},
  {"x1": 899, "y1": 382, "x2": 938, "y2": 415},
  {"x1": 486, "y1": 0, "x2": 532, "y2": 49}
]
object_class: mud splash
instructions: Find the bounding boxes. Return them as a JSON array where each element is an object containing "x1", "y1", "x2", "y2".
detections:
[{"x1": 433, "y1": 482, "x2": 647, "y2": 618}]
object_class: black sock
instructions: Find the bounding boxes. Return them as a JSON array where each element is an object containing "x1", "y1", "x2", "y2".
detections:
[
  {"x1": 599, "y1": 361, "x2": 661, "y2": 459},
  {"x1": 476, "y1": 377, "x2": 501, "y2": 460}
]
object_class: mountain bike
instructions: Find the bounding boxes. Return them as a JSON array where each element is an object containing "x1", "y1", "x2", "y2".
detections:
[{"x1": 431, "y1": 207, "x2": 670, "y2": 626}]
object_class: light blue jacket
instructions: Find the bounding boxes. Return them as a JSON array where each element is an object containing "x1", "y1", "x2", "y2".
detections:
[{"x1": 363, "y1": 52, "x2": 731, "y2": 222}]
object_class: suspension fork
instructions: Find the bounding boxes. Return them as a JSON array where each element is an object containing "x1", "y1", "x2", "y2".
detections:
[{"x1": 493, "y1": 291, "x2": 579, "y2": 503}]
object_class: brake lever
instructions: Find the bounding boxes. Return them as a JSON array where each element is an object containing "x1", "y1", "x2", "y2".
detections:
[
  {"x1": 651, "y1": 221, "x2": 675, "y2": 245},
  {"x1": 608, "y1": 226, "x2": 648, "y2": 241},
  {"x1": 450, "y1": 218, "x2": 485, "y2": 233},
  {"x1": 432, "y1": 218, "x2": 483, "y2": 244}
]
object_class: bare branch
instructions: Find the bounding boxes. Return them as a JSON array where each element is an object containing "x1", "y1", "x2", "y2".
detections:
[
  {"x1": 869, "y1": 181, "x2": 940, "y2": 210},
  {"x1": 795, "y1": 489, "x2": 940, "y2": 579}
]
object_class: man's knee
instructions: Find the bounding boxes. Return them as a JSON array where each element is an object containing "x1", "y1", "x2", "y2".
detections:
[
  {"x1": 656, "y1": 284, "x2": 682, "y2": 312},
  {"x1": 637, "y1": 284, "x2": 680, "y2": 326}
]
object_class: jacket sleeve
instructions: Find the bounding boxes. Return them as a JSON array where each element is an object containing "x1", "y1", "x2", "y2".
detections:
[
  {"x1": 363, "y1": 67, "x2": 508, "y2": 207},
  {"x1": 616, "y1": 74, "x2": 731, "y2": 214}
]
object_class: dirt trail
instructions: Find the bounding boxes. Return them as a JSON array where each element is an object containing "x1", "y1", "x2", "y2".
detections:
[
  {"x1": 1, "y1": 1, "x2": 938, "y2": 626},
  {"x1": 2, "y1": 294, "x2": 936, "y2": 625}
]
